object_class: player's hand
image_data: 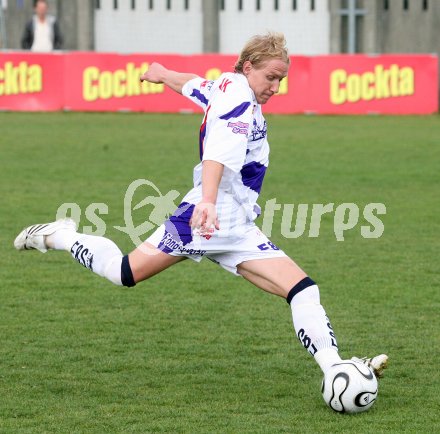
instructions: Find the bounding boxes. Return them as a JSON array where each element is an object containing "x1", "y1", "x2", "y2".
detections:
[
  {"x1": 140, "y1": 62, "x2": 167, "y2": 83},
  {"x1": 190, "y1": 201, "x2": 220, "y2": 233}
]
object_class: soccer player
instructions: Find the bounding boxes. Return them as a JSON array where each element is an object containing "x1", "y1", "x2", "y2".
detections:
[{"x1": 14, "y1": 33, "x2": 387, "y2": 385}]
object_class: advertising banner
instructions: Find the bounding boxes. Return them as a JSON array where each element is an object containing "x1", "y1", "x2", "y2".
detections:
[
  {"x1": 297, "y1": 55, "x2": 439, "y2": 115},
  {"x1": 0, "y1": 52, "x2": 438, "y2": 114},
  {"x1": 63, "y1": 53, "x2": 234, "y2": 113},
  {"x1": 0, "y1": 52, "x2": 64, "y2": 111}
]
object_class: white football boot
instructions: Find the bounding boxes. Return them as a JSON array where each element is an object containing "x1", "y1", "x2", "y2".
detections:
[
  {"x1": 14, "y1": 218, "x2": 77, "y2": 253},
  {"x1": 351, "y1": 354, "x2": 389, "y2": 378}
]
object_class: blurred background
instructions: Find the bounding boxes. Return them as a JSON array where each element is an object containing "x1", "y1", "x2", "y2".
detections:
[
  {"x1": 0, "y1": 0, "x2": 438, "y2": 112},
  {"x1": 1, "y1": 0, "x2": 439, "y2": 55}
]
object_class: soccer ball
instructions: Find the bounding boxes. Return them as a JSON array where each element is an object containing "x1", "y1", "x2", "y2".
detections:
[{"x1": 321, "y1": 360, "x2": 378, "y2": 414}]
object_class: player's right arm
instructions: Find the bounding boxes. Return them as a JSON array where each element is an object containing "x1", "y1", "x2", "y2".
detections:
[
  {"x1": 190, "y1": 77, "x2": 253, "y2": 231},
  {"x1": 140, "y1": 62, "x2": 198, "y2": 94},
  {"x1": 190, "y1": 160, "x2": 222, "y2": 231}
]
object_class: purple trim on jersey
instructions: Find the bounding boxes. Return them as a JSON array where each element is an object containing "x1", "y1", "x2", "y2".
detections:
[
  {"x1": 219, "y1": 101, "x2": 251, "y2": 120},
  {"x1": 240, "y1": 161, "x2": 267, "y2": 194},
  {"x1": 190, "y1": 89, "x2": 209, "y2": 106},
  {"x1": 158, "y1": 202, "x2": 194, "y2": 254},
  {"x1": 199, "y1": 105, "x2": 211, "y2": 160},
  {"x1": 199, "y1": 126, "x2": 206, "y2": 160}
]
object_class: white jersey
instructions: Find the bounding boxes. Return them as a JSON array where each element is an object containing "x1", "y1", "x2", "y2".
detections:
[
  {"x1": 181, "y1": 73, "x2": 269, "y2": 225},
  {"x1": 147, "y1": 73, "x2": 287, "y2": 274}
]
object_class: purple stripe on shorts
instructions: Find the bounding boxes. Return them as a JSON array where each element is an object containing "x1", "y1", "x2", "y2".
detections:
[
  {"x1": 240, "y1": 161, "x2": 267, "y2": 193},
  {"x1": 158, "y1": 202, "x2": 194, "y2": 254}
]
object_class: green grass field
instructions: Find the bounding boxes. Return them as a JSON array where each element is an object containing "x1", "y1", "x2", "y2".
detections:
[{"x1": 1, "y1": 112, "x2": 439, "y2": 433}]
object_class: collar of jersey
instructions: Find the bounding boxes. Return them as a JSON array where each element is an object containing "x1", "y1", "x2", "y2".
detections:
[{"x1": 234, "y1": 72, "x2": 257, "y2": 105}]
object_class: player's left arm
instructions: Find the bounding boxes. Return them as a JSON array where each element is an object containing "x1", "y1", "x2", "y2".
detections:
[{"x1": 140, "y1": 62, "x2": 198, "y2": 94}]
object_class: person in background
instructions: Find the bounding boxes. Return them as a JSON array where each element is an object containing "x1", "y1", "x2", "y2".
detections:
[{"x1": 21, "y1": 0, "x2": 63, "y2": 52}]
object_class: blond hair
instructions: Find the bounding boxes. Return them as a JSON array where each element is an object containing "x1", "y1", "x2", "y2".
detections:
[{"x1": 234, "y1": 32, "x2": 290, "y2": 73}]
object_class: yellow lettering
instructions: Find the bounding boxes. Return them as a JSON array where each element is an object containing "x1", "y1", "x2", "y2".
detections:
[
  {"x1": 330, "y1": 69, "x2": 347, "y2": 105},
  {"x1": 82, "y1": 63, "x2": 166, "y2": 101},
  {"x1": 142, "y1": 80, "x2": 164, "y2": 94},
  {"x1": 346, "y1": 74, "x2": 361, "y2": 102},
  {"x1": 127, "y1": 62, "x2": 141, "y2": 96},
  {"x1": 5, "y1": 62, "x2": 19, "y2": 95},
  {"x1": 113, "y1": 69, "x2": 126, "y2": 98},
  {"x1": 330, "y1": 64, "x2": 416, "y2": 105},
  {"x1": 400, "y1": 67, "x2": 414, "y2": 96},
  {"x1": 27, "y1": 65, "x2": 42, "y2": 92},
  {"x1": 389, "y1": 64, "x2": 400, "y2": 97},
  {"x1": 361, "y1": 72, "x2": 375, "y2": 100},
  {"x1": 83, "y1": 67, "x2": 100, "y2": 102},
  {"x1": 375, "y1": 65, "x2": 390, "y2": 99},
  {"x1": 99, "y1": 71, "x2": 113, "y2": 99},
  {"x1": 19, "y1": 61, "x2": 28, "y2": 93},
  {"x1": 0, "y1": 61, "x2": 42, "y2": 96}
]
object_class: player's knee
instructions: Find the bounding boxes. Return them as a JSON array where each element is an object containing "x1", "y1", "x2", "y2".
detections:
[
  {"x1": 103, "y1": 255, "x2": 136, "y2": 287},
  {"x1": 286, "y1": 277, "x2": 320, "y2": 305},
  {"x1": 102, "y1": 255, "x2": 124, "y2": 286},
  {"x1": 120, "y1": 255, "x2": 136, "y2": 287}
]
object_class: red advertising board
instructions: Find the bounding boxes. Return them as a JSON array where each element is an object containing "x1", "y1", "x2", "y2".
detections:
[
  {"x1": 0, "y1": 52, "x2": 64, "y2": 111},
  {"x1": 0, "y1": 52, "x2": 438, "y2": 114},
  {"x1": 295, "y1": 55, "x2": 439, "y2": 115},
  {"x1": 63, "y1": 53, "x2": 237, "y2": 113}
]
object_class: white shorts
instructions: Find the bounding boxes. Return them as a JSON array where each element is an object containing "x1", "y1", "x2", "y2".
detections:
[{"x1": 146, "y1": 202, "x2": 287, "y2": 275}]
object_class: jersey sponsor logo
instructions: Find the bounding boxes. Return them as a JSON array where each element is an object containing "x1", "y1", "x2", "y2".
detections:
[
  {"x1": 159, "y1": 230, "x2": 207, "y2": 256},
  {"x1": 250, "y1": 119, "x2": 267, "y2": 141},
  {"x1": 200, "y1": 79, "x2": 214, "y2": 91},
  {"x1": 227, "y1": 121, "x2": 249, "y2": 135},
  {"x1": 219, "y1": 77, "x2": 232, "y2": 93}
]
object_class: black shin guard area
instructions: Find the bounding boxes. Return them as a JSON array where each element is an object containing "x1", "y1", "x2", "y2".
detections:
[
  {"x1": 286, "y1": 277, "x2": 315, "y2": 304},
  {"x1": 121, "y1": 255, "x2": 136, "y2": 287}
]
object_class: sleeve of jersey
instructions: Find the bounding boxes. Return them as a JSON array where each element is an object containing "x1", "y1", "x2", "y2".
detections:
[
  {"x1": 181, "y1": 77, "x2": 214, "y2": 110},
  {"x1": 202, "y1": 92, "x2": 253, "y2": 173}
]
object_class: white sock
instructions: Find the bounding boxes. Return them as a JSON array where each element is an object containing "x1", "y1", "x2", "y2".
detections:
[
  {"x1": 314, "y1": 348, "x2": 341, "y2": 373},
  {"x1": 46, "y1": 229, "x2": 78, "y2": 251},
  {"x1": 290, "y1": 284, "x2": 341, "y2": 373},
  {"x1": 47, "y1": 230, "x2": 123, "y2": 285}
]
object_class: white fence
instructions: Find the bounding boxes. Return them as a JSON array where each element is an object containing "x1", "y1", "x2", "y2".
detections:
[{"x1": 94, "y1": 0, "x2": 329, "y2": 54}]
